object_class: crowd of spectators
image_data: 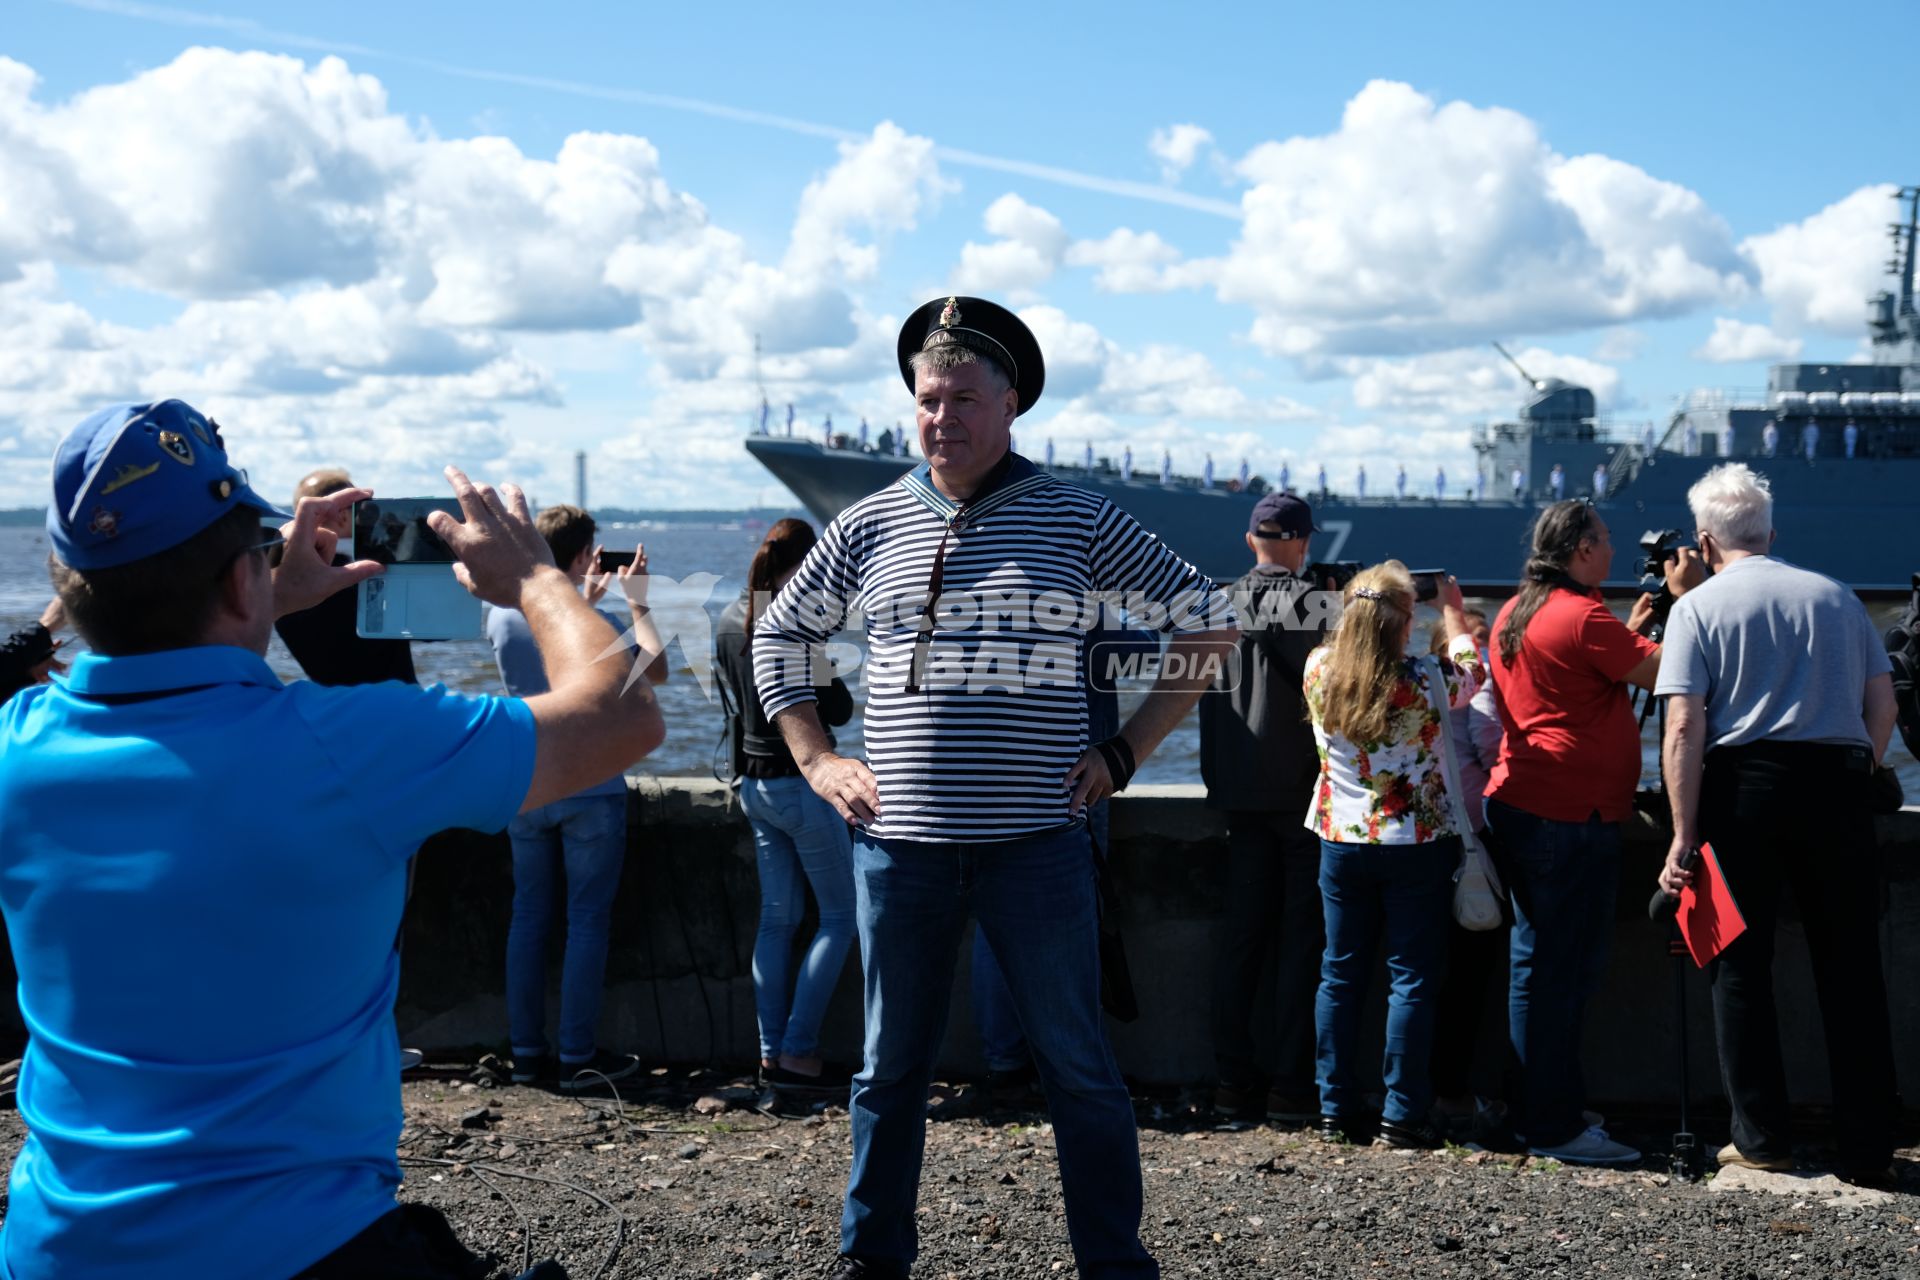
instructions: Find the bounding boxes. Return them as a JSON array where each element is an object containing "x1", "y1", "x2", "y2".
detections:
[{"x1": 0, "y1": 307, "x2": 1901, "y2": 1276}]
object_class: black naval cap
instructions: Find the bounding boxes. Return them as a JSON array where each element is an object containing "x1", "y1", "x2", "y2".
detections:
[{"x1": 897, "y1": 295, "x2": 1046, "y2": 416}]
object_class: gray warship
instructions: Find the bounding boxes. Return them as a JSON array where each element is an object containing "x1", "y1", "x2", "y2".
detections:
[{"x1": 747, "y1": 186, "x2": 1920, "y2": 595}]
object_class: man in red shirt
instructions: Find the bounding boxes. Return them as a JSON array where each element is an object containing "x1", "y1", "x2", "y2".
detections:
[{"x1": 1485, "y1": 500, "x2": 1699, "y2": 1166}]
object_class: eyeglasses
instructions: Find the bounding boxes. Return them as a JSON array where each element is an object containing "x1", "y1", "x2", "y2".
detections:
[{"x1": 215, "y1": 530, "x2": 286, "y2": 580}]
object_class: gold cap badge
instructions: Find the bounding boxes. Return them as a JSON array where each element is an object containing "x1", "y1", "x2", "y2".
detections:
[{"x1": 938, "y1": 296, "x2": 961, "y2": 328}]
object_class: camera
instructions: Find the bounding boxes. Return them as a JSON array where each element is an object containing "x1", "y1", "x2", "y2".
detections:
[
  {"x1": 1307, "y1": 561, "x2": 1362, "y2": 592},
  {"x1": 1636, "y1": 529, "x2": 1692, "y2": 588},
  {"x1": 1635, "y1": 529, "x2": 1693, "y2": 639}
]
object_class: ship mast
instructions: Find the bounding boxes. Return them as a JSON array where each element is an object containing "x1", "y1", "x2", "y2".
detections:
[
  {"x1": 1869, "y1": 186, "x2": 1920, "y2": 359},
  {"x1": 1897, "y1": 186, "x2": 1918, "y2": 323}
]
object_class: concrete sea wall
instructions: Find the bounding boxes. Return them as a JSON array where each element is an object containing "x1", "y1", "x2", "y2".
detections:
[{"x1": 385, "y1": 778, "x2": 1920, "y2": 1109}]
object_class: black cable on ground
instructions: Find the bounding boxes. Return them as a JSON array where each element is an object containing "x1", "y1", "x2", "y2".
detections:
[
  {"x1": 399, "y1": 1157, "x2": 626, "y2": 1280},
  {"x1": 466, "y1": 1162, "x2": 534, "y2": 1276}
]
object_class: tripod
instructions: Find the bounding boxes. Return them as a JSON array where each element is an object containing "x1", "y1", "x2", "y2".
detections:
[{"x1": 1664, "y1": 920, "x2": 1702, "y2": 1181}]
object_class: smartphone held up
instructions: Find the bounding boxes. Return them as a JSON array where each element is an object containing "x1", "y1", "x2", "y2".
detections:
[{"x1": 351, "y1": 498, "x2": 484, "y2": 641}]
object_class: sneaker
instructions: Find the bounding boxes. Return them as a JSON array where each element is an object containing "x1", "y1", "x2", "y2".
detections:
[
  {"x1": 510, "y1": 1053, "x2": 554, "y2": 1085},
  {"x1": 1318, "y1": 1112, "x2": 1377, "y2": 1144},
  {"x1": 1516, "y1": 1108, "x2": 1606, "y2": 1145},
  {"x1": 1528, "y1": 1125, "x2": 1640, "y2": 1167},
  {"x1": 1715, "y1": 1142, "x2": 1792, "y2": 1173},
  {"x1": 557, "y1": 1050, "x2": 642, "y2": 1094},
  {"x1": 826, "y1": 1254, "x2": 906, "y2": 1280},
  {"x1": 1212, "y1": 1080, "x2": 1261, "y2": 1119},
  {"x1": 398, "y1": 1047, "x2": 425, "y2": 1073},
  {"x1": 1376, "y1": 1118, "x2": 1443, "y2": 1150},
  {"x1": 1265, "y1": 1090, "x2": 1317, "y2": 1124}
]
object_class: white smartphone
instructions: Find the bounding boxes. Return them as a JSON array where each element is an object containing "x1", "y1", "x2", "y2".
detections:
[{"x1": 352, "y1": 498, "x2": 484, "y2": 641}]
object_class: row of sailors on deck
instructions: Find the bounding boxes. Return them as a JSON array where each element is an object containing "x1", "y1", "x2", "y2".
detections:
[{"x1": 1659, "y1": 418, "x2": 1858, "y2": 460}]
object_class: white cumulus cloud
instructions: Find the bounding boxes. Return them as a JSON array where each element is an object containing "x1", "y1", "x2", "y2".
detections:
[
  {"x1": 1147, "y1": 124, "x2": 1214, "y2": 184},
  {"x1": 1694, "y1": 317, "x2": 1803, "y2": 364},
  {"x1": 952, "y1": 194, "x2": 1070, "y2": 298},
  {"x1": 1154, "y1": 80, "x2": 1753, "y2": 356},
  {"x1": 1743, "y1": 183, "x2": 1901, "y2": 337}
]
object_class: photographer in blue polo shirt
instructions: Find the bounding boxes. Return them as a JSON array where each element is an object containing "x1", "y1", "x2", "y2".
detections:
[{"x1": 0, "y1": 400, "x2": 664, "y2": 1280}]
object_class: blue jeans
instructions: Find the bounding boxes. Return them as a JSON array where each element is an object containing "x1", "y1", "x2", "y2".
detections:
[
  {"x1": 739, "y1": 775, "x2": 857, "y2": 1060},
  {"x1": 843, "y1": 821, "x2": 1155, "y2": 1278},
  {"x1": 1315, "y1": 838, "x2": 1456, "y2": 1125},
  {"x1": 966, "y1": 801, "x2": 1110, "y2": 1073},
  {"x1": 1487, "y1": 798, "x2": 1619, "y2": 1148},
  {"x1": 507, "y1": 792, "x2": 628, "y2": 1063}
]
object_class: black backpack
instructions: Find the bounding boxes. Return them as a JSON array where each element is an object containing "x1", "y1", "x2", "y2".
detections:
[{"x1": 1884, "y1": 574, "x2": 1920, "y2": 759}]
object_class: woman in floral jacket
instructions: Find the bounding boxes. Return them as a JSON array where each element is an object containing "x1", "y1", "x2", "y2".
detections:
[{"x1": 1303, "y1": 561, "x2": 1483, "y2": 1149}]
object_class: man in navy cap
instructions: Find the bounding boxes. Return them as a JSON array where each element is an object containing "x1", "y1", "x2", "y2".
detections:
[
  {"x1": 755, "y1": 298, "x2": 1237, "y2": 1279},
  {"x1": 1198, "y1": 492, "x2": 1333, "y2": 1124},
  {"x1": 0, "y1": 400, "x2": 664, "y2": 1279}
]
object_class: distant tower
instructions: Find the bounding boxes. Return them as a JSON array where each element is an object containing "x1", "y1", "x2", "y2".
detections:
[{"x1": 574, "y1": 450, "x2": 587, "y2": 509}]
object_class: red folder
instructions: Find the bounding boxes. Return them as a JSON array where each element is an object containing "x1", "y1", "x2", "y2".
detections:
[{"x1": 1678, "y1": 841, "x2": 1747, "y2": 968}]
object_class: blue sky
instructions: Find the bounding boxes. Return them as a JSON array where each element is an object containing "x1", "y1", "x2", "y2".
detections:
[{"x1": 0, "y1": 0, "x2": 1908, "y2": 509}]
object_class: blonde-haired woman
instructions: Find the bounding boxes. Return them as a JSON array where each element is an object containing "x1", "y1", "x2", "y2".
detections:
[{"x1": 1303, "y1": 561, "x2": 1483, "y2": 1149}]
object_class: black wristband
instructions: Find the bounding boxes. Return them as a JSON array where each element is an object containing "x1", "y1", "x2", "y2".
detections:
[{"x1": 1095, "y1": 735, "x2": 1137, "y2": 792}]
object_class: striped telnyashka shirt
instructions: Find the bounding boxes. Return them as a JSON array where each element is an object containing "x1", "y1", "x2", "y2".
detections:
[{"x1": 753, "y1": 463, "x2": 1230, "y2": 843}]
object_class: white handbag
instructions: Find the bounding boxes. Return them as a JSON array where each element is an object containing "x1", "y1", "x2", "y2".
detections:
[{"x1": 1422, "y1": 655, "x2": 1506, "y2": 931}]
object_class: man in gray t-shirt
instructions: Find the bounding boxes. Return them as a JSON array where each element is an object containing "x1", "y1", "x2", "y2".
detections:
[{"x1": 1655, "y1": 463, "x2": 1897, "y2": 1184}]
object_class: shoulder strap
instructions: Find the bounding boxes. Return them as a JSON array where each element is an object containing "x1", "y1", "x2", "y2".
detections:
[{"x1": 1422, "y1": 654, "x2": 1478, "y2": 843}]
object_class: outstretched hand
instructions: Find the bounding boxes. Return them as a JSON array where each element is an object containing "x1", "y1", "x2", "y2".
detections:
[
  {"x1": 427, "y1": 467, "x2": 557, "y2": 609},
  {"x1": 616, "y1": 543, "x2": 651, "y2": 609},
  {"x1": 272, "y1": 487, "x2": 383, "y2": 619}
]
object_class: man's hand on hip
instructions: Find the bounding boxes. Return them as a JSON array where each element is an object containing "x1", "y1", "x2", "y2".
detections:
[
  {"x1": 429, "y1": 466, "x2": 559, "y2": 609},
  {"x1": 1065, "y1": 747, "x2": 1114, "y2": 817},
  {"x1": 801, "y1": 752, "x2": 882, "y2": 826}
]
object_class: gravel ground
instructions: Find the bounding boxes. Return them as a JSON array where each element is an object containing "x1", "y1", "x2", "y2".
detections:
[{"x1": 2, "y1": 1064, "x2": 1916, "y2": 1278}]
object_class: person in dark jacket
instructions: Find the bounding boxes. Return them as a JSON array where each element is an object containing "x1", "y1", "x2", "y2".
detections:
[
  {"x1": 714, "y1": 518, "x2": 857, "y2": 1086},
  {"x1": 1199, "y1": 491, "x2": 1335, "y2": 1121},
  {"x1": 274, "y1": 468, "x2": 417, "y2": 687},
  {"x1": 1, "y1": 600, "x2": 66, "y2": 702}
]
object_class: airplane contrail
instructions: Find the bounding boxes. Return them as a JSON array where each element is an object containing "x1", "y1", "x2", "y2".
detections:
[{"x1": 56, "y1": 0, "x2": 1246, "y2": 220}]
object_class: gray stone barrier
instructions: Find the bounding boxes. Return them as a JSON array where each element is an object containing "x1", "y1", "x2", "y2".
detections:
[{"x1": 385, "y1": 778, "x2": 1920, "y2": 1109}]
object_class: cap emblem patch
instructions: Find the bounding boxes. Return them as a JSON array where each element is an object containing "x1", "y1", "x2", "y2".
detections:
[
  {"x1": 99, "y1": 461, "x2": 160, "y2": 495},
  {"x1": 938, "y1": 296, "x2": 961, "y2": 328},
  {"x1": 88, "y1": 507, "x2": 121, "y2": 539},
  {"x1": 158, "y1": 431, "x2": 194, "y2": 466}
]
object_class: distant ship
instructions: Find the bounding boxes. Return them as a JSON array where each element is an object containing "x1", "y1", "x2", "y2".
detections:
[{"x1": 747, "y1": 186, "x2": 1920, "y2": 596}]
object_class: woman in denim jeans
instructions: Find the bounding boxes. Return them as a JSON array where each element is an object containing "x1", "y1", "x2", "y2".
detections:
[
  {"x1": 714, "y1": 520, "x2": 858, "y2": 1085},
  {"x1": 1303, "y1": 561, "x2": 1482, "y2": 1149}
]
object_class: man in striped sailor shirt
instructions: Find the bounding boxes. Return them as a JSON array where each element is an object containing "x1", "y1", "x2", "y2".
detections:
[{"x1": 754, "y1": 296, "x2": 1238, "y2": 1280}]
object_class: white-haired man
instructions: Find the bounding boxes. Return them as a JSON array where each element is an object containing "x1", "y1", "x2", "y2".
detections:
[{"x1": 1656, "y1": 462, "x2": 1898, "y2": 1185}]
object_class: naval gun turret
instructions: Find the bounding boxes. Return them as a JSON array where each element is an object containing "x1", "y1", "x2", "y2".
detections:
[
  {"x1": 1473, "y1": 343, "x2": 1615, "y2": 501},
  {"x1": 1494, "y1": 342, "x2": 1599, "y2": 440}
]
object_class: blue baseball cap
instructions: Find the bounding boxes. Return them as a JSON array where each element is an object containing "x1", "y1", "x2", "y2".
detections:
[
  {"x1": 1249, "y1": 491, "x2": 1321, "y2": 540},
  {"x1": 47, "y1": 400, "x2": 293, "y2": 570}
]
